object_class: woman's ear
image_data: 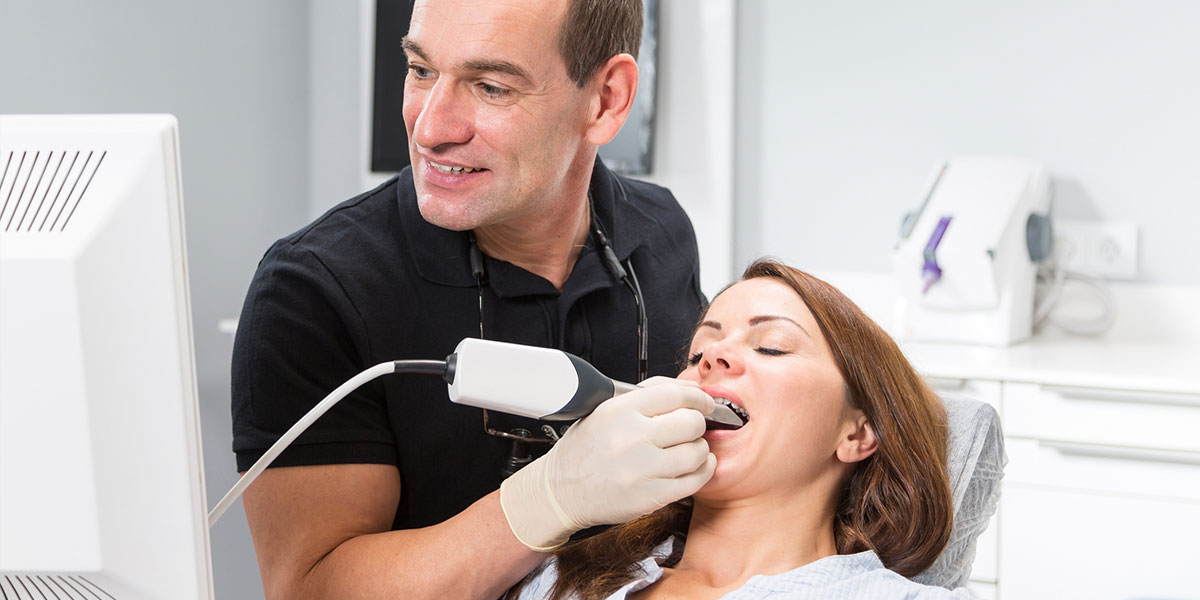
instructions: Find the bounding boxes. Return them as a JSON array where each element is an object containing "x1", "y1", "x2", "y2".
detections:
[
  {"x1": 836, "y1": 411, "x2": 878, "y2": 464},
  {"x1": 583, "y1": 53, "x2": 639, "y2": 146}
]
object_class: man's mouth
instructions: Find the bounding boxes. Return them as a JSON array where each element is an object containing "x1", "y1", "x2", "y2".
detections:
[{"x1": 428, "y1": 159, "x2": 485, "y2": 174}]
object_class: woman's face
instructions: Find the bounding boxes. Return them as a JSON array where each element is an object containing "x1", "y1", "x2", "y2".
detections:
[{"x1": 679, "y1": 278, "x2": 860, "y2": 501}]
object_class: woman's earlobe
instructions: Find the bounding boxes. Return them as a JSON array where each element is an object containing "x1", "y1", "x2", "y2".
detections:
[{"x1": 836, "y1": 418, "x2": 878, "y2": 464}]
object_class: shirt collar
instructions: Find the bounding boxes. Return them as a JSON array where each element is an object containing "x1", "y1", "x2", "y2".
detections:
[{"x1": 401, "y1": 156, "x2": 644, "y2": 294}]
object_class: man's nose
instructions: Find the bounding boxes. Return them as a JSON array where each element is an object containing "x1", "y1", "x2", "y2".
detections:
[{"x1": 411, "y1": 80, "x2": 473, "y2": 149}]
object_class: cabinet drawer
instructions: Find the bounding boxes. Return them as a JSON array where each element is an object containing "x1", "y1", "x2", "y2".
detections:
[
  {"x1": 1005, "y1": 382, "x2": 1200, "y2": 454},
  {"x1": 998, "y1": 487, "x2": 1200, "y2": 600},
  {"x1": 1005, "y1": 437, "x2": 1200, "y2": 501}
]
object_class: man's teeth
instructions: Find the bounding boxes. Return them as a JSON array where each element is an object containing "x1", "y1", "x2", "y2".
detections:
[
  {"x1": 429, "y1": 161, "x2": 482, "y2": 174},
  {"x1": 714, "y1": 397, "x2": 749, "y2": 423}
]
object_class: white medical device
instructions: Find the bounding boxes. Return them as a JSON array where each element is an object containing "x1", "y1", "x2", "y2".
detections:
[
  {"x1": 0, "y1": 115, "x2": 213, "y2": 599},
  {"x1": 892, "y1": 157, "x2": 1053, "y2": 346},
  {"x1": 208, "y1": 338, "x2": 747, "y2": 527}
]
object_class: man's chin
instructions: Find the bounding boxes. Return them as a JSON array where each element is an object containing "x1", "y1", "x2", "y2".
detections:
[{"x1": 415, "y1": 194, "x2": 480, "y2": 232}]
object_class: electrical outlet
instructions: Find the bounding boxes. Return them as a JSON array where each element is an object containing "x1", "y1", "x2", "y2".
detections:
[{"x1": 1053, "y1": 219, "x2": 1139, "y2": 279}]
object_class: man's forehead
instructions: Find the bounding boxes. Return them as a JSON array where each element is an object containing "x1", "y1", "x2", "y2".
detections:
[{"x1": 407, "y1": 0, "x2": 569, "y2": 78}]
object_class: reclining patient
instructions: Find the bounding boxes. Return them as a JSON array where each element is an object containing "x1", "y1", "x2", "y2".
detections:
[{"x1": 509, "y1": 259, "x2": 973, "y2": 599}]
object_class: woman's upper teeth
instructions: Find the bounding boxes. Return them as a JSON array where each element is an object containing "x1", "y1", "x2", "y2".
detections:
[
  {"x1": 714, "y1": 397, "x2": 750, "y2": 421},
  {"x1": 430, "y1": 160, "x2": 480, "y2": 174}
]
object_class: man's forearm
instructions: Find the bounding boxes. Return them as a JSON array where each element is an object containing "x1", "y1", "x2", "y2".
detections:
[{"x1": 286, "y1": 491, "x2": 544, "y2": 600}]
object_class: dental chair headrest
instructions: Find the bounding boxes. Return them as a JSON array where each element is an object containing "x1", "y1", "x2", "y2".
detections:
[{"x1": 912, "y1": 396, "x2": 1006, "y2": 589}]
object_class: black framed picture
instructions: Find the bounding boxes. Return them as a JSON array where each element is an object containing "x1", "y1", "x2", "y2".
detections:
[{"x1": 370, "y1": 0, "x2": 658, "y2": 175}]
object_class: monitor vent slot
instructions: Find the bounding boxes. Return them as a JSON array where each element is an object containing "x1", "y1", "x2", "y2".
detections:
[
  {"x1": 0, "y1": 574, "x2": 115, "y2": 599},
  {"x1": 0, "y1": 150, "x2": 107, "y2": 234}
]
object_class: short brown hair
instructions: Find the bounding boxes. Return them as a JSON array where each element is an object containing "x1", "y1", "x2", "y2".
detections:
[{"x1": 559, "y1": 0, "x2": 644, "y2": 87}]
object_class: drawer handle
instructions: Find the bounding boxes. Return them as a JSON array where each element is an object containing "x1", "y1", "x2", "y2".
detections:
[
  {"x1": 1039, "y1": 384, "x2": 1200, "y2": 408},
  {"x1": 1038, "y1": 439, "x2": 1200, "y2": 467}
]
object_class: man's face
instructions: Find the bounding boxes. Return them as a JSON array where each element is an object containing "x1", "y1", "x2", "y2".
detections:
[{"x1": 402, "y1": 0, "x2": 591, "y2": 231}]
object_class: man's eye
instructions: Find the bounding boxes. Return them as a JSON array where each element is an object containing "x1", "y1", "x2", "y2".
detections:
[
  {"x1": 478, "y1": 82, "x2": 509, "y2": 98},
  {"x1": 407, "y1": 64, "x2": 433, "y2": 79},
  {"x1": 687, "y1": 351, "x2": 703, "y2": 365},
  {"x1": 755, "y1": 347, "x2": 787, "y2": 356}
]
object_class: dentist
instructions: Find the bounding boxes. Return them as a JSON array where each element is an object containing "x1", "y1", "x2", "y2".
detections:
[{"x1": 231, "y1": 0, "x2": 713, "y2": 598}]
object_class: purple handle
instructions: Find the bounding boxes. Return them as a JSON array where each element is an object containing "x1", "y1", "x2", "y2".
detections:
[{"x1": 922, "y1": 216, "x2": 953, "y2": 293}]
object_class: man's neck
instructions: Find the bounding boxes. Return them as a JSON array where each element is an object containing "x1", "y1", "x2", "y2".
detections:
[{"x1": 472, "y1": 186, "x2": 592, "y2": 291}]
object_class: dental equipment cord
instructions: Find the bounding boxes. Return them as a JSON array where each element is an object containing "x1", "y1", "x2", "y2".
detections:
[
  {"x1": 1033, "y1": 240, "x2": 1116, "y2": 336},
  {"x1": 207, "y1": 359, "x2": 447, "y2": 528}
]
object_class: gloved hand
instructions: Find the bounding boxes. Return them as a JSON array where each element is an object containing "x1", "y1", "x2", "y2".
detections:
[{"x1": 499, "y1": 378, "x2": 717, "y2": 551}]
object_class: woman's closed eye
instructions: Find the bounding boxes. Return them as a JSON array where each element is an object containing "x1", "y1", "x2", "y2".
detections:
[{"x1": 687, "y1": 346, "x2": 789, "y2": 366}]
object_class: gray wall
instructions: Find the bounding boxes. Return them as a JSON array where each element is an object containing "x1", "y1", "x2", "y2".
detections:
[
  {"x1": 1, "y1": 1, "x2": 313, "y2": 597},
  {"x1": 736, "y1": 0, "x2": 1200, "y2": 285}
]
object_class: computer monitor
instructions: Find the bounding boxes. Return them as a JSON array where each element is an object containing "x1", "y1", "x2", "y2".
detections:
[{"x1": 0, "y1": 115, "x2": 213, "y2": 599}]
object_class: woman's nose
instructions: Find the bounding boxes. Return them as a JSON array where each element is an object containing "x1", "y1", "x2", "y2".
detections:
[{"x1": 698, "y1": 341, "x2": 742, "y2": 377}]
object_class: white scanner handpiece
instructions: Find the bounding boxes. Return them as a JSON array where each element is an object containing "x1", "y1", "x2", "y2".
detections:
[{"x1": 446, "y1": 338, "x2": 619, "y2": 420}]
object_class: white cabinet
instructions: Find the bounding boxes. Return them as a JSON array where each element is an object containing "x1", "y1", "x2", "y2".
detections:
[
  {"x1": 999, "y1": 487, "x2": 1200, "y2": 599},
  {"x1": 941, "y1": 379, "x2": 1200, "y2": 599}
]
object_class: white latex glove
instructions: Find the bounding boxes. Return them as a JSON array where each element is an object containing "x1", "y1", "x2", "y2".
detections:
[{"x1": 499, "y1": 377, "x2": 717, "y2": 551}]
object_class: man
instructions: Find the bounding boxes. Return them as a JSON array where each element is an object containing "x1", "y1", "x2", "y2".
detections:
[{"x1": 232, "y1": 0, "x2": 714, "y2": 597}]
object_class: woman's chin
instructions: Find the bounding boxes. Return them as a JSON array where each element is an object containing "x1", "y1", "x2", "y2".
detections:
[{"x1": 695, "y1": 454, "x2": 751, "y2": 500}]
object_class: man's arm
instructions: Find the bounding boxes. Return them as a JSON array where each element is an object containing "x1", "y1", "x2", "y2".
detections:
[{"x1": 243, "y1": 463, "x2": 543, "y2": 600}]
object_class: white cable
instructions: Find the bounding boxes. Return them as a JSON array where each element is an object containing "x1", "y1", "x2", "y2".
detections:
[
  {"x1": 1046, "y1": 270, "x2": 1116, "y2": 335},
  {"x1": 208, "y1": 361, "x2": 397, "y2": 528},
  {"x1": 1032, "y1": 236, "x2": 1116, "y2": 336}
]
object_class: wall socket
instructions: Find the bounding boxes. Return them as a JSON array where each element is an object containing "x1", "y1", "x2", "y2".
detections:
[{"x1": 1052, "y1": 219, "x2": 1139, "y2": 279}]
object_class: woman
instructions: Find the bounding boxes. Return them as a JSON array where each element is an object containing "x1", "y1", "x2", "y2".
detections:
[{"x1": 509, "y1": 259, "x2": 970, "y2": 599}]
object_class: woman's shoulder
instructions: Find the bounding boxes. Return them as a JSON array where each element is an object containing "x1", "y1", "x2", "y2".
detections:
[
  {"x1": 511, "y1": 538, "x2": 677, "y2": 600},
  {"x1": 733, "y1": 551, "x2": 975, "y2": 599}
]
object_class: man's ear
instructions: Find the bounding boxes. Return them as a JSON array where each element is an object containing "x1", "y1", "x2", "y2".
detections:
[
  {"x1": 583, "y1": 53, "x2": 639, "y2": 146},
  {"x1": 836, "y1": 411, "x2": 879, "y2": 464}
]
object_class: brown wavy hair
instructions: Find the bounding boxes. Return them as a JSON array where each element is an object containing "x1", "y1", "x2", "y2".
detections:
[{"x1": 508, "y1": 259, "x2": 953, "y2": 600}]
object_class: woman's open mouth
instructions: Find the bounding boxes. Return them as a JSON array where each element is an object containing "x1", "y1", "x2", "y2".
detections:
[{"x1": 706, "y1": 397, "x2": 750, "y2": 430}]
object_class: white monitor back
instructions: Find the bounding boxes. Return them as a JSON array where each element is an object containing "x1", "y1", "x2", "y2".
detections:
[{"x1": 0, "y1": 114, "x2": 213, "y2": 599}]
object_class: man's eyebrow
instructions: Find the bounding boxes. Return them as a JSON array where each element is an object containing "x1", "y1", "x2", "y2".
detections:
[
  {"x1": 400, "y1": 37, "x2": 426, "y2": 61},
  {"x1": 460, "y1": 58, "x2": 534, "y2": 85},
  {"x1": 399, "y1": 37, "x2": 534, "y2": 85}
]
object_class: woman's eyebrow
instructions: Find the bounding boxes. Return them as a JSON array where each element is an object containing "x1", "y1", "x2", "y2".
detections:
[
  {"x1": 695, "y1": 315, "x2": 811, "y2": 338},
  {"x1": 748, "y1": 314, "x2": 811, "y2": 338}
]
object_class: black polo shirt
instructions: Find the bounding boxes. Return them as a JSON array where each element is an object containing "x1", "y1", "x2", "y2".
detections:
[{"x1": 231, "y1": 157, "x2": 705, "y2": 529}]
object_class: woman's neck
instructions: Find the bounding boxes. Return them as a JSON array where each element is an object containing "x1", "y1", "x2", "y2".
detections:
[{"x1": 673, "y1": 495, "x2": 839, "y2": 589}]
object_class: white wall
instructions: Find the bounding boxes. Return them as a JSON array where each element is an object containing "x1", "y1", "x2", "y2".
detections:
[
  {"x1": 736, "y1": 0, "x2": 1200, "y2": 285},
  {"x1": 639, "y1": 0, "x2": 735, "y2": 296}
]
